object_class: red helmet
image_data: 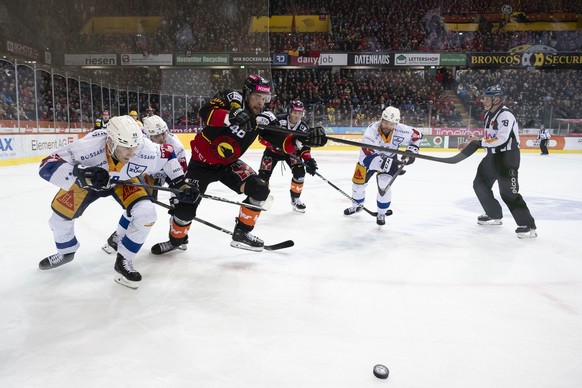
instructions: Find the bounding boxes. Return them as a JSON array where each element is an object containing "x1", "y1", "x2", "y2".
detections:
[{"x1": 290, "y1": 100, "x2": 304, "y2": 113}]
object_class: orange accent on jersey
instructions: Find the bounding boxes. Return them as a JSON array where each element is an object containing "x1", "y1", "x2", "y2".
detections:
[
  {"x1": 170, "y1": 220, "x2": 191, "y2": 239},
  {"x1": 290, "y1": 182, "x2": 304, "y2": 194},
  {"x1": 378, "y1": 128, "x2": 393, "y2": 143},
  {"x1": 106, "y1": 150, "x2": 125, "y2": 172},
  {"x1": 56, "y1": 189, "x2": 75, "y2": 211},
  {"x1": 238, "y1": 206, "x2": 261, "y2": 227}
]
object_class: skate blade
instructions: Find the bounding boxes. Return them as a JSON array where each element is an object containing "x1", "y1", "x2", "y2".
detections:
[
  {"x1": 517, "y1": 231, "x2": 538, "y2": 239},
  {"x1": 102, "y1": 243, "x2": 115, "y2": 254},
  {"x1": 178, "y1": 244, "x2": 188, "y2": 251},
  {"x1": 477, "y1": 220, "x2": 502, "y2": 225},
  {"x1": 292, "y1": 206, "x2": 306, "y2": 213},
  {"x1": 230, "y1": 241, "x2": 264, "y2": 252},
  {"x1": 114, "y1": 274, "x2": 140, "y2": 289}
]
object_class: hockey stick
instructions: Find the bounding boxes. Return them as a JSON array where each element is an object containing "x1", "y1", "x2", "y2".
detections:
[
  {"x1": 314, "y1": 171, "x2": 378, "y2": 217},
  {"x1": 149, "y1": 198, "x2": 293, "y2": 251},
  {"x1": 113, "y1": 180, "x2": 268, "y2": 211},
  {"x1": 258, "y1": 124, "x2": 480, "y2": 164}
]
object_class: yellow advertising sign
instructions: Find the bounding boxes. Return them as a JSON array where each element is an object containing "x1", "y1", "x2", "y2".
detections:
[
  {"x1": 250, "y1": 15, "x2": 330, "y2": 33},
  {"x1": 250, "y1": 16, "x2": 294, "y2": 32},
  {"x1": 295, "y1": 15, "x2": 330, "y2": 32}
]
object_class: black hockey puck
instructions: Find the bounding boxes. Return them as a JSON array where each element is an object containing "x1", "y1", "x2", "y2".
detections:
[{"x1": 373, "y1": 364, "x2": 389, "y2": 379}]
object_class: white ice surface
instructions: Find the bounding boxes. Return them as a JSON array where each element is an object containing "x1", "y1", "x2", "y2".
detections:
[{"x1": 1, "y1": 150, "x2": 582, "y2": 388}]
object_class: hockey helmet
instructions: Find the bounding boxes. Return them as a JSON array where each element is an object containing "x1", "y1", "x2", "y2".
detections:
[
  {"x1": 142, "y1": 115, "x2": 169, "y2": 138},
  {"x1": 289, "y1": 100, "x2": 305, "y2": 113},
  {"x1": 129, "y1": 110, "x2": 138, "y2": 118},
  {"x1": 243, "y1": 75, "x2": 271, "y2": 102},
  {"x1": 483, "y1": 85, "x2": 506, "y2": 97},
  {"x1": 381, "y1": 106, "x2": 400, "y2": 124},
  {"x1": 107, "y1": 115, "x2": 144, "y2": 155}
]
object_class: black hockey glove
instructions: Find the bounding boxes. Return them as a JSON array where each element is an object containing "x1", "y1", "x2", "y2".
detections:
[
  {"x1": 305, "y1": 126, "x2": 327, "y2": 147},
  {"x1": 228, "y1": 108, "x2": 255, "y2": 128},
  {"x1": 73, "y1": 165, "x2": 110, "y2": 190},
  {"x1": 170, "y1": 178, "x2": 200, "y2": 204},
  {"x1": 304, "y1": 158, "x2": 318, "y2": 176}
]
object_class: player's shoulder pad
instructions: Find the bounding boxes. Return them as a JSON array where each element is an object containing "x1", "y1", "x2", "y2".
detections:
[
  {"x1": 257, "y1": 111, "x2": 277, "y2": 125},
  {"x1": 226, "y1": 90, "x2": 243, "y2": 105},
  {"x1": 90, "y1": 129, "x2": 108, "y2": 137}
]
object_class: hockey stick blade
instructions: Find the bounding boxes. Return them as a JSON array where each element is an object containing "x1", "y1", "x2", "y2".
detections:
[
  {"x1": 314, "y1": 171, "x2": 377, "y2": 216},
  {"x1": 258, "y1": 124, "x2": 480, "y2": 164},
  {"x1": 264, "y1": 240, "x2": 295, "y2": 251}
]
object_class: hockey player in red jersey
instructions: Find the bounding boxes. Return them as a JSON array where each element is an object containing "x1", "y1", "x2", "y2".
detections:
[
  {"x1": 257, "y1": 100, "x2": 319, "y2": 213},
  {"x1": 150, "y1": 75, "x2": 327, "y2": 254}
]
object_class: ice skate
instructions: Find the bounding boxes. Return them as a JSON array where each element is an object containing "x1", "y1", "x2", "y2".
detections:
[
  {"x1": 114, "y1": 253, "x2": 141, "y2": 289},
  {"x1": 230, "y1": 228, "x2": 264, "y2": 252},
  {"x1": 151, "y1": 235, "x2": 188, "y2": 255},
  {"x1": 515, "y1": 226, "x2": 537, "y2": 239},
  {"x1": 376, "y1": 213, "x2": 386, "y2": 226},
  {"x1": 39, "y1": 253, "x2": 75, "y2": 270},
  {"x1": 291, "y1": 197, "x2": 306, "y2": 213},
  {"x1": 343, "y1": 205, "x2": 362, "y2": 215},
  {"x1": 477, "y1": 214, "x2": 502, "y2": 225},
  {"x1": 102, "y1": 231, "x2": 119, "y2": 254}
]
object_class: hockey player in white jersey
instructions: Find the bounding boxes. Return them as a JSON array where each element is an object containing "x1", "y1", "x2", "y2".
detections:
[
  {"x1": 343, "y1": 106, "x2": 422, "y2": 225},
  {"x1": 102, "y1": 114, "x2": 189, "y2": 254},
  {"x1": 38, "y1": 115, "x2": 199, "y2": 289}
]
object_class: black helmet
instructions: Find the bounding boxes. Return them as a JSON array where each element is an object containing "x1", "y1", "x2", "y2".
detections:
[
  {"x1": 243, "y1": 75, "x2": 271, "y2": 101},
  {"x1": 483, "y1": 85, "x2": 506, "y2": 97},
  {"x1": 289, "y1": 100, "x2": 304, "y2": 113}
]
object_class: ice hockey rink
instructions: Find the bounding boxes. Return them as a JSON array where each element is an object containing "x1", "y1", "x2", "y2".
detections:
[{"x1": 1, "y1": 149, "x2": 582, "y2": 388}]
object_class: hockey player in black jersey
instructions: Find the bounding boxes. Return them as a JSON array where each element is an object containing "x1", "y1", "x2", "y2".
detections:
[
  {"x1": 257, "y1": 100, "x2": 319, "y2": 213},
  {"x1": 150, "y1": 75, "x2": 327, "y2": 254}
]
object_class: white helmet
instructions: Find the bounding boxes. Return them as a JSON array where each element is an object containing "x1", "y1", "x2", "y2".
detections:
[
  {"x1": 381, "y1": 106, "x2": 400, "y2": 124},
  {"x1": 142, "y1": 115, "x2": 168, "y2": 138},
  {"x1": 106, "y1": 115, "x2": 144, "y2": 154}
]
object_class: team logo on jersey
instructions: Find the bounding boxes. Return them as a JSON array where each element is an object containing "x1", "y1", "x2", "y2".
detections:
[
  {"x1": 261, "y1": 156, "x2": 273, "y2": 171},
  {"x1": 56, "y1": 189, "x2": 75, "y2": 211},
  {"x1": 210, "y1": 135, "x2": 241, "y2": 164},
  {"x1": 126, "y1": 162, "x2": 147, "y2": 176},
  {"x1": 122, "y1": 185, "x2": 142, "y2": 201}
]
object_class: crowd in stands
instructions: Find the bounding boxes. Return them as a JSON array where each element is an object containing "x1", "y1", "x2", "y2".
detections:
[
  {"x1": 1, "y1": 1, "x2": 581, "y2": 130},
  {"x1": 456, "y1": 69, "x2": 582, "y2": 128},
  {"x1": 2, "y1": 0, "x2": 581, "y2": 57},
  {"x1": 3, "y1": 55, "x2": 580, "y2": 131}
]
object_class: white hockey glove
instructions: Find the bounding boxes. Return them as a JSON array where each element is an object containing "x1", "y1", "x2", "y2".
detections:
[{"x1": 369, "y1": 154, "x2": 393, "y2": 173}]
